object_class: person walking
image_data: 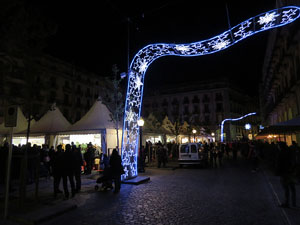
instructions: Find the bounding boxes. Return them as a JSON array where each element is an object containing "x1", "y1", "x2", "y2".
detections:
[
  {"x1": 218, "y1": 144, "x2": 224, "y2": 167},
  {"x1": 109, "y1": 149, "x2": 123, "y2": 193},
  {"x1": 276, "y1": 142, "x2": 297, "y2": 208},
  {"x1": 156, "y1": 144, "x2": 163, "y2": 168},
  {"x1": 212, "y1": 145, "x2": 218, "y2": 168},
  {"x1": 162, "y1": 144, "x2": 168, "y2": 168},
  {"x1": 52, "y1": 145, "x2": 64, "y2": 197},
  {"x1": 62, "y1": 144, "x2": 76, "y2": 199},
  {"x1": 73, "y1": 145, "x2": 83, "y2": 193},
  {"x1": 290, "y1": 141, "x2": 300, "y2": 183},
  {"x1": 138, "y1": 145, "x2": 146, "y2": 172},
  {"x1": 84, "y1": 145, "x2": 93, "y2": 174}
]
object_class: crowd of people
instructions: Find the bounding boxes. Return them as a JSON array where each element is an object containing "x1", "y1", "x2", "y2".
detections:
[
  {"x1": 0, "y1": 142, "x2": 123, "y2": 198},
  {"x1": 1, "y1": 138, "x2": 300, "y2": 206}
]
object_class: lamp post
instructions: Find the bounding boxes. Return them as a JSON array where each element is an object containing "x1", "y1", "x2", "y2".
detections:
[
  {"x1": 137, "y1": 118, "x2": 145, "y2": 172},
  {"x1": 137, "y1": 118, "x2": 144, "y2": 151},
  {"x1": 192, "y1": 129, "x2": 197, "y2": 143}
]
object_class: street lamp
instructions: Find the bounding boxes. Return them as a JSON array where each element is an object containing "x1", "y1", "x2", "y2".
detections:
[
  {"x1": 137, "y1": 118, "x2": 144, "y2": 150},
  {"x1": 192, "y1": 129, "x2": 197, "y2": 143}
]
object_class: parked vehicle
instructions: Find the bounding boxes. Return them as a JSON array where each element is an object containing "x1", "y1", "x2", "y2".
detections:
[{"x1": 178, "y1": 143, "x2": 208, "y2": 167}]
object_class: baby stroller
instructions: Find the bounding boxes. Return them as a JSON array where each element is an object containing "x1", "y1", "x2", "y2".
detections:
[{"x1": 95, "y1": 167, "x2": 113, "y2": 191}]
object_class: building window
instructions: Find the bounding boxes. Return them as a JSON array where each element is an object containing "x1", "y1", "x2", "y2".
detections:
[
  {"x1": 204, "y1": 104, "x2": 210, "y2": 113},
  {"x1": 86, "y1": 100, "x2": 90, "y2": 109},
  {"x1": 183, "y1": 97, "x2": 189, "y2": 104},
  {"x1": 162, "y1": 99, "x2": 168, "y2": 107},
  {"x1": 183, "y1": 106, "x2": 189, "y2": 115},
  {"x1": 203, "y1": 94, "x2": 210, "y2": 103},
  {"x1": 193, "y1": 105, "x2": 199, "y2": 114},
  {"x1": 76, "y1": 97, "x2": 81, "y2": 107},
  {"x1": 48, "y1": 91, "x2": 56, "y2": 103},
  {"x1": 50, "y1": 77, "x2": 56, "y2": 88},
  {"x1": 36, "y1": 75, "x2": 41, "y2": 84},
  {"x1": 172, "y1": 98, "x2": 179, "y2": 105},
  {"x1": 216, "y1": 103, "x2": 223, "y2": 112},
  {"x1": 64, "y1": 94, "x2": 69, "y2": 105},
  {"x1": 215, "y1": 93, "x2": 223, "y2": 101},
  {"x1": 64, "y1": 80, "x2": 70, "y2": 88},
  {"x1": 205, "y1": 115, "x2": 210, "y2": 123},
  {"x1": 192, "y1": 96, "x2": 199, "y2": 104}
]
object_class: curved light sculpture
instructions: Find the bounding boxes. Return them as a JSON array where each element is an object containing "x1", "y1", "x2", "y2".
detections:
[
  {"x1": 121, "y1": 6, "x2": 300, "y2": 179},
  {"x1": 220, "y1": 112, "x2": 257, "y2": 142}
]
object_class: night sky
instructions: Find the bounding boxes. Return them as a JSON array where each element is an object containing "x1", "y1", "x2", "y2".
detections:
[{"x1": 40, "y1": 0, "x2": 280, "y2": 96}]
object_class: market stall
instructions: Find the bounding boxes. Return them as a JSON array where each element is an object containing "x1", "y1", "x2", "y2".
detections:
[
  {"x1": 59, "y1": 99, "x2": 122, "y2": 154},
  {"x1": 256, "y1": 116, "x2": 300, "y2": 145},
  {"x1": 15, "y1": 106, "x2": 71, "y2": 147}
]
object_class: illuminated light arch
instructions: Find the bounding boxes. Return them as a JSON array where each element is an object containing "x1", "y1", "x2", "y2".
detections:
[
  {"x1": 121, "y1": 6, "x2": 300, "y2": 180},
  {"x1": 220, "y1": 112, "x2": 257, "y2": 143}
]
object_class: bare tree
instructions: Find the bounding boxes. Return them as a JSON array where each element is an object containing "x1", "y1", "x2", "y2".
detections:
[{"x1": 102, "y1": 65, "x2": 125, "y2": 149}]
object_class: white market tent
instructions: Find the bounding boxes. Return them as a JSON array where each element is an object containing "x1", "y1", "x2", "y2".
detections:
[
  {"x1": 14, "y1": 106, "x2": 71, "y2": 146},
  {"x1": 17, "y1": 107, "x2": 71, "y2": 135},
  {"x1": 61, "y1": 99, "x2": 122, "y2": 153}
]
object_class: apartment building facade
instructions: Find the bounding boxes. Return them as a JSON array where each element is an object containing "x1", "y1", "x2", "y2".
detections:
[
  {"x1": 0, "y1": 53, "x2": 107, "y2": 124},
  {"x1": 142, "y1": 80, "x2": 259, "y2": 142},
  {"x1": 259, "y1": 0, "x2": 300, "y2": 143}
]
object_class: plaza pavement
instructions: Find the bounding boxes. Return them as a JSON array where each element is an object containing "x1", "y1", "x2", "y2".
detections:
[{"x1": 0, "y1": 157, "x2": 299, "y2": 225}]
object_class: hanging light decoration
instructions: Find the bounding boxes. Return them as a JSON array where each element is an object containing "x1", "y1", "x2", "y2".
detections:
[{"x1": 121, "y1": 6, "x2": 300, "y2": 180}]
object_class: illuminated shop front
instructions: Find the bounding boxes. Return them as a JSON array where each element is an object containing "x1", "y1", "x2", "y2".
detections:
[{"x1": 12, "y1": 136, "x2": 45, "y2": 146}]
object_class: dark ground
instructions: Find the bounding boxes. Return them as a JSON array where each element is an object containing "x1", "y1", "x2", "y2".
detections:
[{"x1": 1, "y1": 156, "x2": 300, "y2": 225}]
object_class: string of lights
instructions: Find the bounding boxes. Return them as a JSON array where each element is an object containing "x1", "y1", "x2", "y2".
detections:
[
  {"x1": 220, "y1": 112, "x2": 257, "y2": 143},
  {"x1": 121, "y1": 6, "x2": 300, "y2": 180}
]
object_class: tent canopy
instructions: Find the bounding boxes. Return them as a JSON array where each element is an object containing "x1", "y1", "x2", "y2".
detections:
[
  {"x1": 256, "y1": 116, "x2": 300, "y2": 138},
  {"x1": 63, "y1": 100, "x2": 118, "y2": 134},
  {"x1": 17, "y1": 107, "x2": 70, "y2": 136}
]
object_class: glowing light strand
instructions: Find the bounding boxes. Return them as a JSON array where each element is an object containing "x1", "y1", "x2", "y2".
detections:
[
  {"x1": 220, "y1": 112, "x2": 257, "y2": 142},
  {"x1": 121, "y1": 6, "x2": 300, "y2": 180}
]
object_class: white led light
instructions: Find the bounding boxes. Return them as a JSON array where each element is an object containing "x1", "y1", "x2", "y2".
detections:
[
  {"x1": 121, "y1": 6, "x2": 300, "y2": 180},
  {"x1": 220, "y1": 112, "x2": 256, "y2": 142}
]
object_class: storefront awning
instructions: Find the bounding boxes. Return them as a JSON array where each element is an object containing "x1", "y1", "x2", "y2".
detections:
[{"x1": 256, "y1": 116, "x2": 300, "y2": 138}]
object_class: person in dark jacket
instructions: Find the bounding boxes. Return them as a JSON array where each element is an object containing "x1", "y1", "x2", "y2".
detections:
[
  {"x1": 62, "y1": 144, "x2": 76, "y2": 198},
  {"x1": 276, "y1": 142, "x2": 297, "y2": 208},
  {"x1": 84, "y1": 145, "x2": 93, "y2": 174},
  {"x1": 72, "y1": 145, "x2": 83, "y2": 192},
  {"x1": 52, "y1": 145, "x2": 64, "y2": 197},
  {"x1": 109, "y1": 149, "x2": 123, "y2": 193}
]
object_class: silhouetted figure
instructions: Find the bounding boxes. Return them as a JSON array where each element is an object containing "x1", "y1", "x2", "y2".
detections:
[
  {"x1": 109, "y1": 149, "x2": 123, "y2": 193},
  {"x1": 73, "y1": 145, "x2": 83, "y2": 192},
  {"x1": 290, "y1": 141, "x2": 300, "y2": 183},
  {"x1": 52, "y1": 145, "x2": 64, "y2": 196},
  {"x1": 276, "y1": 142, "x2": 297, "y2": 208},
  {"x1": 62, "y1": 144, "x2": 76, "y2": 198},
  {"x1": 248, "y1": 141, "x2": 259, "y2": 172},
  {"x1": 218, "y1": 145, "x2": 224, "y2": 167},
  {"x1": 156, "y1": 144, "x2": 163, "y2": 168},
  {"x1": 162, "y1": 144, "x2": 168, "y2": 167},
  {"x1": 84, "y1": 144, "x2": 94, "y2": 174},
  {"x1": 138, "y1": 145, "x2": 146, "y2": 172}
]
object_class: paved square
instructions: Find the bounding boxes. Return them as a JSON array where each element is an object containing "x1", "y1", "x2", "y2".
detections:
[{"x1": 42, "y1": 160, "x2": 289, "y2": 225}]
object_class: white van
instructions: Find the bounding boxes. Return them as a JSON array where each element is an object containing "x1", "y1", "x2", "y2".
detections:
[{"x1": 178, "y1": 143, "x2": 207, "y2": 167}]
